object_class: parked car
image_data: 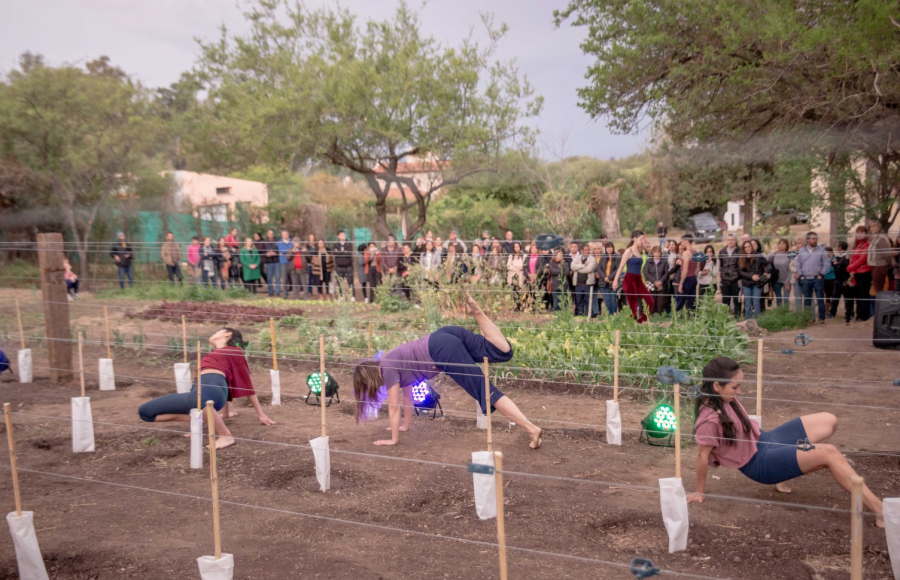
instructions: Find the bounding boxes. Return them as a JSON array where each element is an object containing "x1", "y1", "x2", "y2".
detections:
[
  {"x1": 760, "y1": 207, "x2": 809, "y2": 224},
  {"x1": 685, "y1": 213, "x2": 723, "y2": 242}
]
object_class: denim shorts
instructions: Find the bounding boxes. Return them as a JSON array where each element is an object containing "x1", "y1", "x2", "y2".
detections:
[{"x1": 738, "y1": 417, "x2": 808, "y2": 485}]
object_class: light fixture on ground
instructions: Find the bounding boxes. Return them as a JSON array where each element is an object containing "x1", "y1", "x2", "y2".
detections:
[
  {"x1": 305, "y1": 372, "x2": 340, "y2": 407},
  {"x1": 639, "y1": 402, "x2": 677, "y2": 447},
  {"x1": 410, "y1": 381, "x2": 442, "y2": 419}
]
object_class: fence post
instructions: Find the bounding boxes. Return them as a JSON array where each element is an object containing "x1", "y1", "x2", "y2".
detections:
[{"x1": 37, "y1": 233, "x2": 72, "y2": 383}]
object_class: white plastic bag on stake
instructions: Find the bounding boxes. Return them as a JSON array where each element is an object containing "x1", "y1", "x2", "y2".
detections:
[
  {"x1": 476, "y1": 402, "x2": 487, "y2": 430},
  {"x1": 471, "y1": 451, "x2": 496, "y2": 520},
  {"x1": 71, "y1": 397, "x2": 94, "y2": 453},
  {"x1": 197, "y1": 554, "x2": 234, "y2": 580},
  {"x1": 659, "y1": 477, "x2": 689, "y2": 553},
  {"x1": 174, "y1": 363, "x2": 192, "y2": 394},
  {"x1": 17, "y1": 349, "x2": 32, "y2": 384},
  {"x1": 270, "y1": 370, "x2": 281, "y2": 406},
  {"x1": 6, "y1": 512, "x2": 49, "y2": 580},
  {"x1": 310, "y1": 436, "x2": 330, "y2": 492},
  {"x1": 98, "y1": 358, "x2": 115, "y2": 391},
  {"x1": 884, "y1": 497, "x2": 900, "y2": 580},
  {"x1": 606, "y1": 400, "x2": 622, "y2": 445},
  {"x1": 190, "y1": 408, "x2": 203, "y2": 470},
  {"x1": 748, "y1": 415, "x2": 762, "y2": 430}
]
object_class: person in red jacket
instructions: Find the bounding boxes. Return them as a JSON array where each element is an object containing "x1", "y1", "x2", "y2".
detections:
[{"x1": 845, "y1": 225, "x2": 872, "y2": 324}]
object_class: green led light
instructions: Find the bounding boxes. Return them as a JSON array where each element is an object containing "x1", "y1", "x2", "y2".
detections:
[
  {"x1": 307, "y1": 372, "x2": 325, "y2": 394},
  {"x1": 641, "y1": 403, "x2": 678, "y2": 440}
]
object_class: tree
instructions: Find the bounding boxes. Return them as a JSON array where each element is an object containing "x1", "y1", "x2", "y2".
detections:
[
  {"x1": 191, "y1": 0, "x2": 542, "y2": 238},
  {"x1": 556, "y1": 0, "x2": 900, "y2": 230},
  {"x1": 0, "y1": 54, "x2": 165, "y2": 277}
]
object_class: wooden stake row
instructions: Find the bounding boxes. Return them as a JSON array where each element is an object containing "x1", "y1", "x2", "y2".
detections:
[{"x1": 15, "y1": 299, "x2": 25, "y2": 351}]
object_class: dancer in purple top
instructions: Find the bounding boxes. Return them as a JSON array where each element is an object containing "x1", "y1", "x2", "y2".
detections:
[{"x1": 353, "y1": 294, "x2": 543, "y2": 449}]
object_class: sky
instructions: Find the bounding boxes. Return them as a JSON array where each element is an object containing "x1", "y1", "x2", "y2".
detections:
[{"x1": 0, "y1": 0, "x2": 648, "y2": 160}]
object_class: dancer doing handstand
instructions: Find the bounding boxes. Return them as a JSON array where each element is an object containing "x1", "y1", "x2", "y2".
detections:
[
  {"x1": 138, "y1": 328, "x2": 274, "y2": 449},
  {"x1": 353, "y1": 294, "x2": 543, "y2": 448},
  {"x1": 687, "y1": 356, "x2": 884, "y2": 527}
]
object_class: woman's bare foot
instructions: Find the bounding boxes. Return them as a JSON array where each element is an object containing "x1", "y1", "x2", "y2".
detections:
[
  {"x1": 876, "y1": 516, "x2": 885, "y2": 529},
  {"x1": 465, "y1": 292, "x2": 483, "y2": 317},
  {"x1": 209, "y1": 436, "x2": 235, "y2": 450},
  {"x1": 529, "y1": 427, "x2": 543, "y2": 450},
  {"x1": 775, "y1": 482, "x2": 792, "y2": 494}
]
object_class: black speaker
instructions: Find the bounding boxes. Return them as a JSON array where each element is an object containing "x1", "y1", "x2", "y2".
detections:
[{"x1": 873, "y1": 291, "x2": 900, "y2": 349}]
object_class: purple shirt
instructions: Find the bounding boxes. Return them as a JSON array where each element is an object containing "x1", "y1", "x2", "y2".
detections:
[
  {"x1": 693, "y1": 400, "x2": 760, "y2": 468},
  {"x1": 380, "y1": 335, "x2": 439, "y2": 388}
]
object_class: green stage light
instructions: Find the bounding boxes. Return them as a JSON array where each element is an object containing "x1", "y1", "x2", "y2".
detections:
[
  {"x1": 305, "y1": 372, "x2": 340, "y2": 407},
  {"x1": 640, "y1": 403, "x2": 678, "y2": 446}
]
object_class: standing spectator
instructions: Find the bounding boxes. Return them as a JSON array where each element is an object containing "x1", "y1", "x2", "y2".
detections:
[
  {"x1": 867, "y1": 221, "x2": 892, "y2": 297},
  {"x1": 277, "y1": 230, "x2": 294, "y2": 299},
  {"x1": 398, "y1": 245, "x2": 414, "y2": 299},
  {"x1": 364, "y1": 242, "x2": 382, "y2": 301},
  {"x1": 160, "y1": 231, "x2": 183, "y2": 285},
  {"x1": 564, "y1": 241, "x2": 579, "y2": 305},
  {"x1": 501, "y1": 230, "x2": 515, "y2": 256},
  {"x1": 480, "y1": 230, "x2": 492, "y2": 247},
  {"x1": 187, "y1": 237, "x2": 202, "y2": 285},
  {"x1": 381, "y1": 235, "x2": 402, "y2": 278},
  {"x1": 487, "y1": 241, "x2": 504, "y2": 284},
  {"x1": 796, "y1": 232, "x2": 830, "y2": 324},
  {"x1": 665, "y1": 239, "x2": 681, "y2": 314},
  {"x1": 507, "y1": 242, "x2": 525, "y2": 286},
  {"x1": 216, "y1": 238, "x2": 231, "y2": 290},
  {"x1": 287, "y1": 238, "x2": 305, "y2": 299},
  {"x1": 412, "y1": 236, "x2": 427, "y2": 262},
  {"x1": 252, "y1": 232, "x2": 267, "y2": 287},
  {"x1": 597, "y1": 241, "x2": 620, "y2": 315},
  {"x1": 547, "y1": 249, "x2": 568, "y2": 311},
  {"x1": 110, "y1": 232, "x2": 134, "y2": 290},
  {"x1": 589, "y1": 242, "x2": 603, "y2": 317},
  {"x1": 823, "y1": 246, "x2": 836, "y2": 316},
  {"x1": 224, "y1": 228, "x2": 240, "y2": 251},
  {"x1": 767, "y1": 239, "x2": 792, "y2": 307},
  {"x1": 199, "y1": 237, "x2": 217, "y2": 287},
  {"x1": 644, "y1": 245, "x2": 669, "y2": 315},
  {"x1": 355, "y1": 243, "x2": 369, "y2": 300},
  {"x1": 469, "y1": 245, "x2": 484, "y2": 283},
  {"x1": 311, "y1": 239, "x2": 334, "y2": 301},
  {"x1": 846, "y1": 225, "x2": 872, "y2": 323},
  {"x1": 445, "y1": 244, "x2": 464, "y2": 283},
  {"x1": 790, "y1": 237, "x2": 804, "y2": 312},
  {"x1": 420, "y1": 240, "x2": 442, "y2": 282},
  {"x1": 698, "y1": 245, "x2": 717, "y2": 296},
  {"x1": 571, "y1": 243, "x2": 597, "y2": 316},
  {"x1": 676, "y1": 235, "x2": 698, "y2": 311},
  {"x1": 262, "y1": 230, "x2": 280, "y2": 297},
  {"x1": 525, "y1": 241, "x2": 543, "y2": 311},
  {"x1": 751, "y1": 239, "x2": 768, "y2": 313},
  {"x1": 829, "y1": 241, "x2": 851, "y2": 320},
  {"x1": 656, "y1": 221, "x2": 668, "y2": 250},
  {"x1": 64, "y1": 259, "x2": 79, "y2": 301},
  {"x1": 718, "y1": 234, "x2": 740, "y2": 316},
  {"x1": 611, "y1": 231, "x2": 654, "y2": 323},
  {"x1": 302, "y1": 234, "x2": 317, "y2": 296},
  {"x1": 332, "y1": 230, "x2": 355, "y2": 300},
  {"x1": 239, "y1": 238, "x2": 262, "y2": 294},
  {"x1": 738, "y1": 240, "x2": 766, "y2": 319},
  {"x1": 444, "y1": 229, "x2": 467, "y2": 254}
]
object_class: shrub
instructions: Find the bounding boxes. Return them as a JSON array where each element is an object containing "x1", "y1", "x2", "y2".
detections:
[{"x1": 756, "y1": 306, "x2": 813, "y2": 333}]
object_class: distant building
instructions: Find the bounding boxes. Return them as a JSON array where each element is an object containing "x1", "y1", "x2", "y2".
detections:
[
  {"x1": 810, "y1": 159, "x2": 898, "y2": 237},
  {"x1": 170, "y1": 171, "x2": 268, "y2": 222},
  {"x1": 373, "y1": 155, "x2": 448, "y2": 200},
  {"x1": 723, "y1": 200, "x2": 746, "y2": 231}
]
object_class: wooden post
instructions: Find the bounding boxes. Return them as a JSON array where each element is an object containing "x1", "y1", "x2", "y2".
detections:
[
  {"x1": 15, "y1": 299, "x2": 25, "y2": 350},
  {"x1": 270, "y1": 318, "x2": 278, "y2": 371},
  {"x1": 494, "y1": 451, "x2": 508, "y2": 580},
  {"x1": 367, "y1": 322, "x2": 373, "y2": 358},
  {"x1": 674, "y1": 382, "x2": 681, "y2": 479},
  {"x1": 4, "y1": 403, "x2": 23, "y2": 516},
  {"x1": 320, "y1": 335, "x2": 327, "y2": 438},
  {"x1": 850, "y1": 475, "x2": 863, "y2": 580},
  {"x1": 196, "y1": 341, "x2": 202, "y2": 411},
  {"x1": 182, "y1": 315, "x2": 188, "y2": 363},
  {"x1": 756, "y1": 339, "x2": 763, "y2": 417},
  {"x1": 588, "y1": 287, "x2": 593, "y2": 319},
  {"x1": 613, "y1": 330, "x2": 620, "y2": 403},
  {"x1": 484, "y1": 357, "x2": 492, "y2": 452},
  {"x1": 77, "y1": 334, "x2": 85, "y2": 399},
  {"x1": 205, "y1": 401, "x2": 223, "y2": 560},
  {"x1": 37, "y1": 233, "x2": 72, "y2": 383},
  {"x1": 104, "y1": 306, "x2": 112, "y2": 359}
]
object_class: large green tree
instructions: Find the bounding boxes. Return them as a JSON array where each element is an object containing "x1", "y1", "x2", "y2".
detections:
[
  {"x1": 191, "y1": 0, "x2": 542, "y2": 238},
  {"x1": 556, "y1": 0, "x2": 900, "y2": 230},
  {"x1": 0, "y1": 54, "x2": 165, "y2": 277}
]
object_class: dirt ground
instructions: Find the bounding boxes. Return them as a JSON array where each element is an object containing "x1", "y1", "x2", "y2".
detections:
[{"x1": 0, "y1": 288, "x2": 897, "y2": 580}]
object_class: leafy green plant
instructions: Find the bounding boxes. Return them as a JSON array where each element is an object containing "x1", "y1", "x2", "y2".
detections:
[
  {"x1": 99, "y1": 283, "x2": 248, "y2": 302},
  {"x1": 376, "y1": 275, "x2": 410, "y2": 313},
  {"x1": 756, "y1": 306, "x2": 813, "y2": 333},
  {"x1": 141, "y1": 436, "x2": 159, "y2": 447}
]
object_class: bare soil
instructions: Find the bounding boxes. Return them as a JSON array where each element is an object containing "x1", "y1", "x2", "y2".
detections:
[{"x1": 0, "y1": 289, "x2": 897, "y2": 580}]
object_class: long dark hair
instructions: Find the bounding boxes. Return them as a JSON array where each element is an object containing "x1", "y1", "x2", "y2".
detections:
[
  {"x1": 694, "y1": 357, "x2": 752, "y2": 447},
  {"x1": 353, "y1": 360, "x2": 382, "y2": 423},
  {"x1": 628, "y1": 230, "x2": 644, "y2": 249},
  {"x1": 223, "y1": 328, "x2": 246, "y2": 348}
]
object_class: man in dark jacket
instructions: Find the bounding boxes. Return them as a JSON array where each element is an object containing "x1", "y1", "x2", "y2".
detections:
[
  {"x1": 261, "y1": 229, "x2": 280, "y2": 297},
  {"x1": 332, "y1": 230, "x2": 355, "y2": 300},
  {"x1": 110, "y1": 232, "x2": 134, "y2": 289},
  {"x1": 718, "y1": 233, "x2": 741, "y2": 316}
]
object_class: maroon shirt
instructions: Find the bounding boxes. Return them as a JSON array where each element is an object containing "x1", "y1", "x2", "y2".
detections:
[
  {"x1": 694, "y1": 400, "x2": 760, "y2": 468},
  {"x1": 201, "y1": 346, "x2": 255, "y2": 399}
]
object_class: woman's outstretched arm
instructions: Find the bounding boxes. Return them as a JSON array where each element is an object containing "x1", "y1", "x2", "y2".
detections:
[
  {"x1": 687, "y1": 445, "x2": 713, "y2": 503},
  {"x1": 375, "y1": 383, "x2": 402, "y2": 446}
]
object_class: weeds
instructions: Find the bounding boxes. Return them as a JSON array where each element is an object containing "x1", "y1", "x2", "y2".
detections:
[{"x1": 756, "y1": 306, "x2": 813, "y2": 333}]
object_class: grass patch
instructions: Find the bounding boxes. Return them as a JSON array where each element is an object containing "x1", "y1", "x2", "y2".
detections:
[
  {"x1": 0, "y1": 260, "x2": 40, "y2": 289},
  {"x1": 756, "y1": 306, "x2": 813, "y2": 333},
  {"x1": 98, "y1": 283, "x2": 248, "y2": 302}
]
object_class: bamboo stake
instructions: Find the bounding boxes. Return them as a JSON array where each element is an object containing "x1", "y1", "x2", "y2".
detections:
[
  {"x1": 182, "y1": 315, "x2": 187, "y2": 363},
  {"x1": 104, "y1": 307, "x2": 111, "y2": 359},
  {"x1": 205, "y1": 401, "x2": 222, "y2": 560},
  {"x1": 270, "y1": 318, "x2": 278, "y2": 371},
  {"x1": 494, "y1": 451, "x2": 508, "y2": 580},
  {"x1": 756, "y1": 339, "x2": 763, "y2": 417},
  {"x1": 196, "y1": 341, "x2": 202, "y2": 411},
  {"x1": 367, "y1": 322, "x2": 373, "y2": 358},
  {"x1": 15, "y1": 299, "x2": 24, "y2": 350},
  {"x1": 484, "y1": 357, "x2": 492, "y2": 452},
  {"x1": 674, "y1": 382, "x2": 681, "y2": 479},
  {"x1": 320, "y1": 335, "x2": 326, "y2": 438},
  {"x1": 588, "y1": 287, "x2": 593, "y2": 319},
  {"x1": 77, "y1": 334, "x2": 85, "y2": 399},
  {"x1": 613, "y1": 330, "x2": 620, "y2": 403},
  {"x1": 850, "y1": 475, "x2": 863, "y2": 580},
  {"x1": 4, "y1": 403, "x2": 22, "y2": 516}
]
